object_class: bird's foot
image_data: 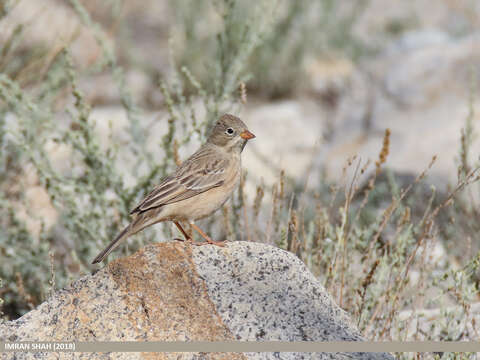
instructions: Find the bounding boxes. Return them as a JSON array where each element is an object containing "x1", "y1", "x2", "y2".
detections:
[
  {"x1": 173, "y1": 237, "x2": 194, "y2": 244},
  {"x1": 175, "y1": 237, "x2": 225, "y2": 247},
  {"x1": 189, "y1": 223, "x2": 226, "y2": 247},
  {"x1": 196, "y1": 238, "x2": 226, "y2": 247}
]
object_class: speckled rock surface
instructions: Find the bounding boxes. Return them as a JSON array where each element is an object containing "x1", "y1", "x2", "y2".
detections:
[
  {"x1": 0, "y1": 242, "x2": 393, "y2": 360},
  {"x1": 192, "y1": 243, "x2": 357, "y2": 341}
]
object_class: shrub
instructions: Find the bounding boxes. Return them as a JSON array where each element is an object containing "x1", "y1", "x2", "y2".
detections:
[{"x1": 1, "y1": 2, "x2": 479, "y2": 356}]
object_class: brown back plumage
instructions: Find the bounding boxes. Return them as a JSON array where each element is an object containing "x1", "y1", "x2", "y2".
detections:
[{"x1": 130, "y1": 144, "x2": 228, "y2": 214}]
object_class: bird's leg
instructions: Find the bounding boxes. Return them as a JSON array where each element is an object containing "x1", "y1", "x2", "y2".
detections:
[
  {"x1": 173, "y1": 221, "x2": 193, "y2": 243},
  {"x1": 190, "y1": 223, "x2": 226, "y2": 247}
]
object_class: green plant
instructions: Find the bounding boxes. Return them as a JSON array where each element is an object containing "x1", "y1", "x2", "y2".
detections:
[
  {"x1": 1, "y1": 2, "x2": 480, "y2": 355},
  {"x1": 168, "y1": 0, "x2": 372, "y2": 99},
  {"x1": 0, "y1": 0, "x2": 275, "y2": 318},
  {"x1": 0, "y1": 278, "x2": 5, "y2": 323}
]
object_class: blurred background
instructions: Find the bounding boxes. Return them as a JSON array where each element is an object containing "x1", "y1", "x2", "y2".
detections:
[{"x1": 1, "y1": 0, "x2": 480, "y2": 346}]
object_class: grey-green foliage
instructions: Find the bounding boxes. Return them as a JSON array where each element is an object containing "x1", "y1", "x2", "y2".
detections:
[
  {"x1": 170, "y1": 0, "x2": 371, "y2": 98},
  {"x1": 2, "y1": 0, "x2": 478, "y2": 348},
  {"x1": 442, "y1": 67, "x2": 480, "y2": 268},
  {"x1": 262, "y1": 160, "x2": 480, "y2": 344},
  {"x1": 249, "y1": 0, "x2": 371, "y2": 96},
  {"x1": 0, "y1": 0, "x2": 273, "y2": 318},
  {"x1": 169, "y1": 0, "x2": 277, "y2": 126}
]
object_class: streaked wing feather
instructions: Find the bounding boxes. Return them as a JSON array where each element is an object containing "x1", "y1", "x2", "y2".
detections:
[
  {"x1": 129, "y1": 175, "x2": 179, "y2": 214},
  {"x1": 131, "y1": 146, "x2": 228, "y2": 213}
]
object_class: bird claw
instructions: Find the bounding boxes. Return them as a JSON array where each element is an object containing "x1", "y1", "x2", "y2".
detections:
[
  {"x1": 197, "y1": 239, "x2": 226, "y2": 247},
  {"x1": 174, "y1": 237, "x2": 225, "y2": 247},
  {"x1": 173, "y1": 237, "x2": 194, "y2": 243}
]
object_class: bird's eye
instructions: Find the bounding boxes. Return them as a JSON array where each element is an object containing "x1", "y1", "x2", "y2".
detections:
[{"x1": 226, "y1": 127, "x2": 234, "y2": 136}]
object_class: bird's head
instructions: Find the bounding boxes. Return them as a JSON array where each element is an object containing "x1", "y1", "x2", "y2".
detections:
[{"x1": 208, "y1": 114, "x2": 255, "y2": 152}]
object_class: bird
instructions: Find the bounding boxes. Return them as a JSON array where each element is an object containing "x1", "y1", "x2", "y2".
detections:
[{"x1": 92, "y1": 114, "x2": 255, "y2": 264}]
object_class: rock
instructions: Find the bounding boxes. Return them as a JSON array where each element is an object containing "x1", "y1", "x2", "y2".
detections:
[
  {"x1": 384, "y1": 34, "x2": 480, "y2": 107},
  {"x1": 243, "y1": 100, "x2": 325, "y2": 188},
  {"x1": 0, "y1": 0, "x2": 101, "y2": 66},
  {"x1": 0, "y1": 241, "x2": 393, "y2": 360},
  {"x1": 306, "y1": 57, "x2": 355, "y2": 95},
  {"x1": 353, "y1": 0, "x2": 479, "y2": 45},
  {"x1": 13, "y1": 185, "x2": 58, "y2": 239},
  {"x1": 319, "y1": 31, "x2": 480, "y2": 187},
  {"x1": 385, "y1": 29, "x2": 451, "y2": 54}
]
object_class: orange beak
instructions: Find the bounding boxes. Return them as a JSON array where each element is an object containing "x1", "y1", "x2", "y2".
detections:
[{"x1": 240, "y1": 130, "x2": 255, "y2": 140}]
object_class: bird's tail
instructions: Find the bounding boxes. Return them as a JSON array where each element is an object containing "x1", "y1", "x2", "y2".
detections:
[{"x1": 92, "y1": 224, "x2": 131, "y2": 264}]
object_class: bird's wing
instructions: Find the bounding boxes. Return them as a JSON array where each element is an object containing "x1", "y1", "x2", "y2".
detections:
[{"x1": 130, "y1": 146, "x2": 229, "y2": 214}]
